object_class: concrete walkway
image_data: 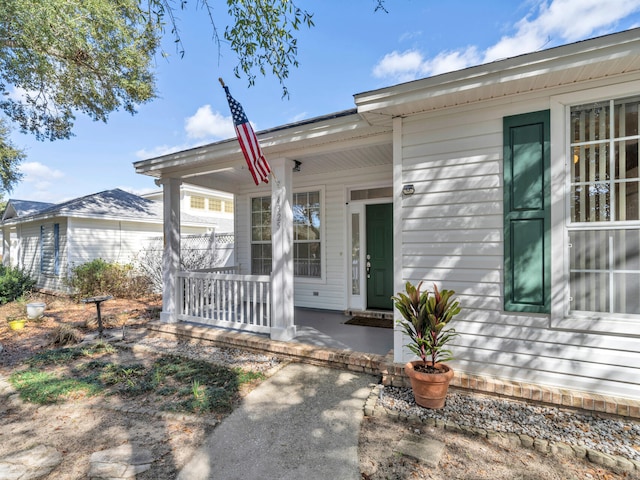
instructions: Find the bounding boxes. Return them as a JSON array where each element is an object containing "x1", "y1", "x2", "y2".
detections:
[{"x1": 177, "y1": 363, "x2": 377, "y2": 480}]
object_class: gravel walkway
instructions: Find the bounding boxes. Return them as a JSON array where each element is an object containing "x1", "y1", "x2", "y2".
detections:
[{"x1": 379, "y1": 386, "x2": 640, "y2": 463}]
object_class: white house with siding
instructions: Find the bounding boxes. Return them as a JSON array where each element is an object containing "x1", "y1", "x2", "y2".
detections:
[
  {"x1": 0, "y1": 188, "x2": 217, "y2": 292},
  {"x1": 142, "y1": 184, "x2": 235, "y2": 233},
  {"x1": 134, "y1": 29, "x2": 640, "y2": 401}
]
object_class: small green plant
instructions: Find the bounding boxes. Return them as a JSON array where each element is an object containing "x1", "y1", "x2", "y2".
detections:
[
  {"x1": 192, "y1": 379, "x2": 203, "y2": 399},
  {"x1": 393, "y1": 282, "x2": 461, "y2": 366}
]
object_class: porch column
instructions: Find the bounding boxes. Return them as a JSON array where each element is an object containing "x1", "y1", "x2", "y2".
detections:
[
  {"x1": 392, "y1": 116, "x2": 405, "y2": 364},
  {"x1": 270, "y1": 157, "x2": 296, "y2": 341},
  {"x1": 2, "y1": 227, "x2": 10, "y2": 267},
  {"x1": 160, "y1": 177, "x2": 181, "y2": 323}
]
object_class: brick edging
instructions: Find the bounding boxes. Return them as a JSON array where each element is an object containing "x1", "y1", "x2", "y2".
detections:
[
  {"x1": 382, "y1": 363, "x2": 640, "y2": 419},
  {"x1": 147, "y1": 322, "x2": 640, "y2": 420},
  {"x1": 364, "y1": 384, "x2": 640, "y2": 474}
]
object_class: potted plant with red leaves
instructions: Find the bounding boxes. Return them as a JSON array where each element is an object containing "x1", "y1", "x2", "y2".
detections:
[{"x1": 393, "y1": 281, "x2": 461, "y2": 409}]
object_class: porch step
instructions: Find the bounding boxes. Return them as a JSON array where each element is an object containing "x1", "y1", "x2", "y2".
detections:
[
  {"x1": 344, "y1": 309, "x2": 393, "y2": 320},
  {"x1": 147, "y1": 320, "x2": 391, "y2": 376}
]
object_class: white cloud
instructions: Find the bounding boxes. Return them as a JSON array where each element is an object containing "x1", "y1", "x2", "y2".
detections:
[
  {"x1": 135, "y1": 144, "x2": 188, "y2": 160},
  {"x1": 399, "y1": 31, "x2": 423, "y2": 43},
  {"x1": 11, "y1": 162, "x2": 65, "y2": 201},
  {"x1": 421, "y1": 46, "x2": 481, "y2": 77},
  {"x1": 118, "y1": 185, "x2": 158, "y2": 196},
  {"x1": 185, "y1": 105, "x2": 235, "y2": 139},
  {"x1": 20, "y1": 162, "x2": 64, "y2": 183},
  {"x1": 137, "y1": 104, "x2": 255, "y2": 160},
  {"x1": 135, "y1": 138, "x2": 219, "y2": 160},
  {"x1": 373, "y1": 50, "x2": 425, "y2": 83},
  {"x1": 373, "y1": 0, "x2": 640, "y2": 83},
  {"x1": 289, "y1": 112, "x2": 309, "y2": 123}
]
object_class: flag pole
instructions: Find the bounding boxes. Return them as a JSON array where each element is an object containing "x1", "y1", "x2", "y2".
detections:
[{"x1": 218, "y1": 77, "x2": 281, "y2": 187}]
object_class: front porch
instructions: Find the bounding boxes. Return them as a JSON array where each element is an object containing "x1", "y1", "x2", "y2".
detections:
[
  {"x1": 176, "y1": 266, "x2": 394, "y2": 355},
  {"x1": 136, "y1": 108, "x2": 399, "y2": 356}
]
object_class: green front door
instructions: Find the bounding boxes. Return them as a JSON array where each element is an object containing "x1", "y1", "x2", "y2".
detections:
[{"x1": 366, "y1": 203, "x2": 393, "y2": 310}]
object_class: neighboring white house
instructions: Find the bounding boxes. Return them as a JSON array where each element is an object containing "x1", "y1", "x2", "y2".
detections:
[
  {"x1": 0, "y1": 188, "x2": 223, "y2": 292},
  {"x1": 142, "y1": 184, "x2": 234, "y2": 233},
  {"x1": 134, "y1": 29, "x2": 640, "y2": 401}
]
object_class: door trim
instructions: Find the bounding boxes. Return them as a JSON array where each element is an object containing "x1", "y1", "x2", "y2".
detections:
[{"x1": 346, "y1": 192, "x2": 393, "y2": 312}]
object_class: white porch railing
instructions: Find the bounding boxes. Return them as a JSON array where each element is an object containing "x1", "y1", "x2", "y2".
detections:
[
  {"x1": 177, "y1": 271, "x2": 271, "y2": 333},
  {"x1": 190, "y1": 266, "x2": 240, "y2": 274}
]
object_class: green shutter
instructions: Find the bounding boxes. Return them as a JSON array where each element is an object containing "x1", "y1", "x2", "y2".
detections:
[{"x1": 503, "y1": 110, "x2": 550, "y2": 313}]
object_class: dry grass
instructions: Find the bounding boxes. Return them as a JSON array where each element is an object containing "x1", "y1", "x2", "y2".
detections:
[{"x1": 0, "y1": 292, "x2": 162, "y2": 367}]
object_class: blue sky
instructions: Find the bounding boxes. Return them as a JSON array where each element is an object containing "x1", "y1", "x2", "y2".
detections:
[{"x1": 8, "y1": 0, "x2": 640, "y2": 203}]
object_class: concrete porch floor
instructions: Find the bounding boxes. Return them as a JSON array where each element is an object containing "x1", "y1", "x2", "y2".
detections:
[{"x1": 292, "y1": 307, "x2": 394, "y2": 356}]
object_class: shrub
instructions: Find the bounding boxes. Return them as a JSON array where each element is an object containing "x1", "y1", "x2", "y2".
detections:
[
  {"x1": 0, "y1": 265, "x2": 35, "y2": 304},
  {"x1": 66, "y1": 259, "x2": 152, "y2": 299}
]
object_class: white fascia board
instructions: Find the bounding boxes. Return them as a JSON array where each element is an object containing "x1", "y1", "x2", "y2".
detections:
[
  {"x1": 355, "y1": 29, "x2": 640, "y2": 115},
  {"x1": 134, "y1": 111, "x2": 375, "y2": 176}
]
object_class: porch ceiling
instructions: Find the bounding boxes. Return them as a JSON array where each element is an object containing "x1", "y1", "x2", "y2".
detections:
[
  {"x1": 135, "y1": 110, "x2": 393, "y2": 194},
  {"x1": 186, "y1": 141, "x2": 393, "y2": 193}
]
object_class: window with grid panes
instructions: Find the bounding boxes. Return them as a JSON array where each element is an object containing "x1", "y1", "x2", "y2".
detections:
[
  {"x1": 190, "y1": 196, "x2": 205, "y2": 209},
  {"x1": 569, "y1": 96, "x2": 640, "y2": 315},
  {"x1": 250, "y1": 192, "x2": 321, "y2": 277},
  {"x1": 208, "y1": 199, "x2": 222, "y2": 211}
]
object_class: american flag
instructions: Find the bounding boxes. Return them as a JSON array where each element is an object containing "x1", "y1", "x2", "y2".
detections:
[{"x1": 222, "y1": 85, "x2": 271, "y2": 185}]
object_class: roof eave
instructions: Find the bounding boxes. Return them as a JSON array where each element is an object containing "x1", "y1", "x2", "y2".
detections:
[
  {"x1": 355, "y1": 28, "x2": 640, "y2": 119},
  {"x1": 133, "y1": 109, "x2": 376, "y2": 177}
]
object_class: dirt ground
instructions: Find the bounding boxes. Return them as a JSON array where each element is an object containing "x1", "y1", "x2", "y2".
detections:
[
  {"x1": 1, "y1": 293, "x2": 638, "y2": 479},
  {"x1": 359, "y1": 413, "x2": 640, "y2": 480}
]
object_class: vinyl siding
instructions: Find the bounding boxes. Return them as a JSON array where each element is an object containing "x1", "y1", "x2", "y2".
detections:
[
  {"x1": 236, "y1": 164, "x2": 392, "y2": 310},
  {"x1": 11, "y1": 217, "x2": 209, "y2": 293},
  {"x1": 67, "y1": 218, "x2": 165, "y2": 268},
  {"x1": 397, "y1": 91, "x2": 640, "y2": 399}
]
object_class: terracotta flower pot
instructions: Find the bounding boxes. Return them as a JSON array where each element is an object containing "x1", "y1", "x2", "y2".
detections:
[{"x1": 404, "y1": 360, "x2": 454, "y2": 409}]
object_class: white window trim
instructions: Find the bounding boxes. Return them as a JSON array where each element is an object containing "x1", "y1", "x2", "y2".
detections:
[
  {"x1": 249, "y1": 185, "x2": 326, "y2": 284},
  {"x1": 550, "y1": 80, "x2": 640, "y2": 336}
]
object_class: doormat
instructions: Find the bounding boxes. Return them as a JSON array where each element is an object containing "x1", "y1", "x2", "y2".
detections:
[{"x1": 345, "y1": 316, "x2": 393, "y2": 329}]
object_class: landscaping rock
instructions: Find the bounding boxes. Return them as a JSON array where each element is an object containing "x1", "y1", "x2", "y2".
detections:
[
  {"x1": 395, "y1": 433, "x2": 445, "y2": 467},
  {"x1": 89, "y1": 444, "x2": 153, "y2": 479},
  {"x1": 0, "y1": 445, "x2": 62, "y2": 480}
]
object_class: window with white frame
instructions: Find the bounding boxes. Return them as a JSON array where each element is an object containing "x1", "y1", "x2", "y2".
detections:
[
  {"x1": 568, "y1": 96, "x2": 640, "y2": 315},
  {"x1": 251, "y1": 191, "x2": 321, "y2": 278}
]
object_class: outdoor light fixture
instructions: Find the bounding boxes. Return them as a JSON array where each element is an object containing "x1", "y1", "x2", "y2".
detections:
[
  {"x1": 293, "y1": 160, "x2": 302, "y2": 172},
  {"x1": 402, "y1": 184, "x2": 415, "y2": 196}
]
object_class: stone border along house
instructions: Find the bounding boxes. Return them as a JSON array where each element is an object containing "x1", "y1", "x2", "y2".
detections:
[
  {"x1": 134, "y1": 29, "x2": 640, "y2": 402},
  {"x1": 0, "y1": 188, "x2": 231, "y2": 293}
]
